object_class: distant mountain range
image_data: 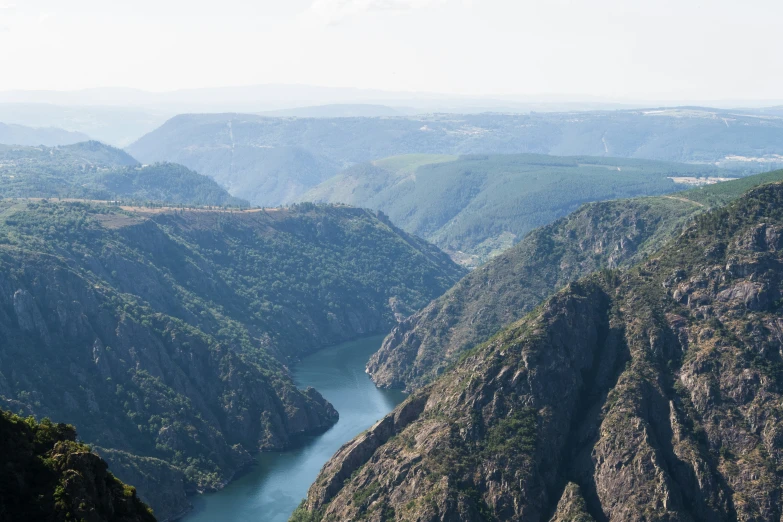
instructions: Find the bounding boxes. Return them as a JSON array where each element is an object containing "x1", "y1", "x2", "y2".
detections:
[
  {"x1": 3, "y1": 85, "x2": 781, "y2": 112},
  {"x1": 0, "y1": 141, "x2": 248, "y2": 207},
  {"x1": 0, "y1": 121, "x2": 90, "y2": 147},
  {"x1": 0, "y1": 104, "x2": 169, "y2": 147},
  {"x1": 127, "y1": 108, "x2": 783, "y2": 209},
  {"x1": 0, "y1": 85, "x2": 648, "y2": 113},
  {"x1": 1, "y1": 84, "x2": 781, "y2": 146}
]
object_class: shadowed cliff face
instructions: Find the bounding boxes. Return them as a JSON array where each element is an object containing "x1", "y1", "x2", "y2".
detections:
[
  {"x1": 0, "y1": 201, "x2": 464, "y2": 520},
  {"x1": 367, "y1": 171, "x2": 783, "y2": 394},
  {"x1": 296, "y1": 183, "x2": 783, "y2": 522},
  {"x1": 367, "y1": 196, "x2": 701, "y2": 392},
  {"x1": 0, "y1": 410, "x2": 157, "y2": 522}
]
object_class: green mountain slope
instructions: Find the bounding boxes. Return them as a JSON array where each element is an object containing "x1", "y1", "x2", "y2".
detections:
[
  {"x1": 0, "y1": 410, "x2": 156, "y2": 522},
  {"x1": 127, "y1": 108, "x2": 783, "y2": 207},
  {"x1": 368, "y1": 169, "x2": 783, "y2": 391},
  {"x1": 304, "y1": 153, "x2": 726, "y2": 264},
  {"x1": 296, "y1": 181, "x2": 783, "y2": 522},
  {"x1": 0, "y1": 201, "x2": 464, "y2": 520},
  {"x1": 0, "y1": 142, "x2": 247, "y2": 206}
]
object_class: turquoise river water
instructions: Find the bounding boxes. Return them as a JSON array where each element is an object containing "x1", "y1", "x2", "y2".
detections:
[{"x1": 182, "y1": 335, "x2": 405, "y2": 522}]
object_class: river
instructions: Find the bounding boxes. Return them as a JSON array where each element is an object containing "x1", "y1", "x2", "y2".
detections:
[{"x1": 182, "y1": 335, "x2": 405, "y2": 522}]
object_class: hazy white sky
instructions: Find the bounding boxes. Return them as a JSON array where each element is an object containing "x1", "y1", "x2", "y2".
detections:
[{"x1": 1, "y1": 0, "x2": 781, "y2": 101}]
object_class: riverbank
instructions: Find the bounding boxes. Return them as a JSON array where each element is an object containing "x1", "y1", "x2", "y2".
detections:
[{"x1": 181, "y1": 335, "x2": 405, "y2": 522}]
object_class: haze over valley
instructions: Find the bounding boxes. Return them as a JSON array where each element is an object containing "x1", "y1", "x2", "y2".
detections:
[{"x1": 3, "y1": 1, "x2": 783, "y2": 521}]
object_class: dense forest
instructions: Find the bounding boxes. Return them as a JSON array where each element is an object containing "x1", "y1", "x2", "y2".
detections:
[
  {"x1": 305, "y1": 153, "x2": 730, "y2": 264},
  {"x1": 0, "y1": 201, "x2": 463, "y2": 520}
]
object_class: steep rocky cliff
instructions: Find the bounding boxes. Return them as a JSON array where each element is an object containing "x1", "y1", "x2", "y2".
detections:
[
  {"x1": 368, "y1": 171, "x2": 783, "y2": 392},
  {"x1": 0, "y1": 201, "x2": 463, "y2": 519},
  {"x1": 297, "y1": 182, "x2": 783, "y2": 521},
  {"x1": 367, "y1": 196, "x2": 700, "y2": 391},
  {"x1": 0, "y1": 409, "x2": 156, "y2": 522}
]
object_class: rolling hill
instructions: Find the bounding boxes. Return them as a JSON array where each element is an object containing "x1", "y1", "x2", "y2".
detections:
[
  {"x1": 305, "y1": 153, "x2": 729, "y2": 264},
  {"x1": 0, "y1": 122, "x2": 91, "y2": 147},
  {"x1": 0, "y1": 142, "x2": 248, "y2": 207},
  {"x1": 0, "y1": 104, "x2": 170, "y2": 147},
  {"x1": 127, "y1": 108, "x2": 783, "y2": 207}
]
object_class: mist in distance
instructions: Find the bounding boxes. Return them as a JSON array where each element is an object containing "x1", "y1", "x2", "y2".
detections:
[{"x1": 1, "y1": 0, "x2": 781, "y2": 108}]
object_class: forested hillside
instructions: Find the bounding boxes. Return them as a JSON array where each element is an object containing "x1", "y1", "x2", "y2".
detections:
[
  {"x1": 296, "y1": 180, "x2": 783, "y2": 522},
  {"x1": 0, "y1": 410, "x2": 156, "y2": 522},
  {"x1": 368, "y1": 169, "x2": 783, "y2": 391},
  {"x1": 0, "y1": 142, "x2": 247, "y2": 206},
  {"x1": 127, "y1": 108, "x2": 783, "y2": 206},
  {"x1": 305, "y1": 153, "x2": 726, "y2": 264},
  {"x1": 0, "y1": 201, "x2": 463, "y2": 520}
]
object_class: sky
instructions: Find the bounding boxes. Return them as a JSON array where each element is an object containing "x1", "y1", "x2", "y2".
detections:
[{"x1": 1, "y1": 0, "x2": 782, "y2": 102}]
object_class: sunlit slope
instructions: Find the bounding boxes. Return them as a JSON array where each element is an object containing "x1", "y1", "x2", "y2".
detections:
[{"x1": 304, "y1": 152, "x2": 727, "y2": 264}]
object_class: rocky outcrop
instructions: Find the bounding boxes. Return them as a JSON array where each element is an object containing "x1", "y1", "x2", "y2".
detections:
[
  {"x1": 368, "y1": 196, "x2": 701, "y2": 391},
  {"x1": 0, "y1": 409, "x2": 156, "y2": 522},
  {"x1": 306, "y1": 392, "x2": 430, "y2": 509},
  {"x1": 0, "y1": 257, "x2": 336, "y2": 519},
  {"x1": 549, "y1": 483, "x2": 595, "y2": 522},
  {"x1": 95, "y1": 449, "x2": 191, "y2": 522},
  {"x1": 296, "y1": 183, "x2": 783, "y2": 521}
]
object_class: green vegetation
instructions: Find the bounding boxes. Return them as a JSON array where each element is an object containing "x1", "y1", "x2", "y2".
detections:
[
  {"x1": 369, "y1": 168, "x2": 783, "y2": 391},
  {"x1": 289, "y1": 501, "x2": 323, "y2": 522},
  {"x1": 352, "y1": 481, "x2": 380, "y2": 507},
  {"x1": 483, "y1": 407, "x2": 537, "y2": 456},
  {"x1": 299, "y1": 181, "x2": 783, "y2": 522},
  {"x1": 0, "y1": 409, "x2": 156, "y2": 522},
  {"x1": 128, "y1": 109, "x2": 783, "y2": 207},
  {"x1": 304, "y1": 153, "x2": 729, "y2": 264},
  {"x1": 680, "y1": 169, "x2": 783, "y2": 206},
  {"x1": 0, "y1": 200, "x2": 463, "y2": 519},
  {"x1": 0, "y1": 141, "x2": 248, "y2": 206},
  {"x1": 372, "y1": 154, "x2": 457, "y2": 174}
]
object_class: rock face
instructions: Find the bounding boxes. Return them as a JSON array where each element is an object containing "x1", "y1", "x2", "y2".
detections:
[
  {"x1": 368, "y1": 171, "x2": 783, "y2": 393},
  {"x1": 0, "y1": 409, "x2": 156, "y2": 522},
  {"x1": 549, "y1": 483, "x2": 595, "y2": 522},
  {"x1": 94, "y1": 449, "x2": 191, "y2": 521},
  {"x1": 368, "y1": 196, "x2": 701, "y2": 391},
  {"x1": 296, "y1": 183, "x2": 783, "y2": 521},
  {"x1": 0, "y1": 201, "x2": 463, "y2": 520}
]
